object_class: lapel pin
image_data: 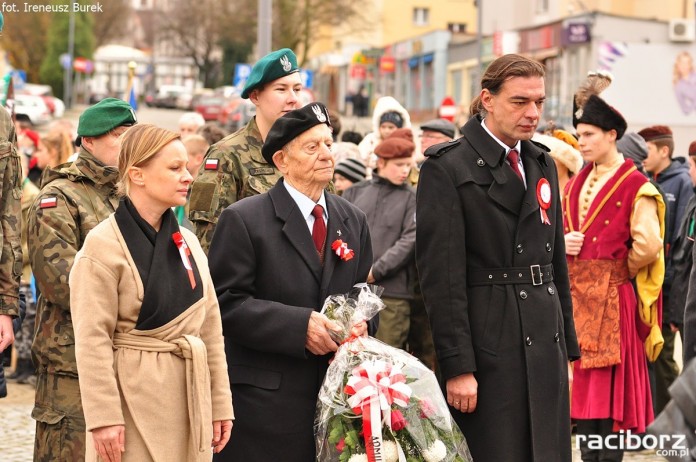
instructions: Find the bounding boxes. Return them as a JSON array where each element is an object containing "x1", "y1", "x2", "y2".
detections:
[{"x1": 337, "y1": 230, "x2": 342, "y2": 236}]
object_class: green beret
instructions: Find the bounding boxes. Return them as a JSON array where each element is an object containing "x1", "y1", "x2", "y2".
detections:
[
  {"x1": 241, "y1": 48, "x2": 299, "y2": 99},
  {"x1": 77, "y1": 98, "x2": 137, "y2": 138},
  {"x1": 262, "y1": 102, "x2": 332, "y2": 167}
]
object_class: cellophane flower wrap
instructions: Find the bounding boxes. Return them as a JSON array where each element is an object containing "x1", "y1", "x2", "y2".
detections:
[{"x1": 316, "y1": 285, "x2": 473, "y2": 462}]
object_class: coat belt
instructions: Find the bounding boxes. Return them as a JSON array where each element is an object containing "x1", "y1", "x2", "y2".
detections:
[
  {"x1": 113, "y1": 332, "x2": 211, "y2": 453},
  {"x1": 467, "y1": 263, "x2": 554, "y2": 286}
]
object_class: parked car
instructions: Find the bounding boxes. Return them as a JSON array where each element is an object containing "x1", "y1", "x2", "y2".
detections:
[
  {"x1": 19, "y1": 83, "x2": 65, "y2": 117},
  {"x1": 149, "y1": 85, "x2": 187, "y2": 108},
  {"x1": 194, "y1": 95, "x2": 227, "y2": 121},
  {"x1": 219, "y1": 98, "x2": 255, "y2": 132},
  {"x1": 14, "y1": 94, "x2": 52, "y2": 126},
  {"x1": 177, "y1": 88, "x2": 214, "y2": 111}
]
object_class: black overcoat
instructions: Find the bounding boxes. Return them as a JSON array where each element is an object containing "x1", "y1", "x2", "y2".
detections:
[
  {"x1": 416, "y1": 116, "x2": 580, "y2": 462},
  {"x1": 208, "y1": 180, "x2": 373, "y2": 462}
]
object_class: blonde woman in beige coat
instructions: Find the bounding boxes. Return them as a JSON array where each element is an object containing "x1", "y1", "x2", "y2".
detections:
[{"x1": 69, "y1": 124, "x2": 233, "y2": 462}]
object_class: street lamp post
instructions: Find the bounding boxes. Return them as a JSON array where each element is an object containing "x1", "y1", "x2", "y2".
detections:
[
  {"x1": 257, "y1": 0, "x2": 272, "y2": 59},
  {"x1": 64, "y1": 7, "x2": 75, "y2": 109}
]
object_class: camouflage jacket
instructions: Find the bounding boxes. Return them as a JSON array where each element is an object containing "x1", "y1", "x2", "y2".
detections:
[
  {"x1": 0, "y1": 107, "x2": 22, "y2": 317},
  {"x1": 28, "y1": 149, "x2": 119, "y2": 374},
  {"x1": 189, "y1": 117, "x2": 282, "y2": 252}
]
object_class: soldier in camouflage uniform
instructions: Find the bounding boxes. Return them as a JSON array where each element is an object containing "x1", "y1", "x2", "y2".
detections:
[
  {"x1": 0, "y1": 11, "x2": 22, "y2": 355},
  {"x1": 189, "y1": 48, "x2": 302, "y2": 251},
  {"x1": 28, "y1": 98, "x2": 136, "y2": 462}
]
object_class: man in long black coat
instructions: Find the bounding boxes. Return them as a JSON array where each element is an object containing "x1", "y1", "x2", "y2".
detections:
[
  {"x1": 208, "y1": 103, "x2": 373, "y2": 461},
  {"x1": 416, "y1": 54, "x2": 580, "y2": 461}
]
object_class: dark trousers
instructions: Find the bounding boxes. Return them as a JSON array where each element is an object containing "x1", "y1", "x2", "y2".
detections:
[
  {"x1": 648, "y1": 325, "x2": 680, "y2": 416},
  {"x1": 576, "y1": 419, "x2": 624, "y2": 462}
]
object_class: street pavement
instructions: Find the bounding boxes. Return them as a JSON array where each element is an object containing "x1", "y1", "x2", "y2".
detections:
[{"x1": 0, "y1": 380, "x2": 670, "y2": 461}]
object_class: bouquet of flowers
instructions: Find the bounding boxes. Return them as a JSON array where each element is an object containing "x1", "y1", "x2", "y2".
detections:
[{"x1": 316, "y1": 286, "x2": 472, "y2": 462}]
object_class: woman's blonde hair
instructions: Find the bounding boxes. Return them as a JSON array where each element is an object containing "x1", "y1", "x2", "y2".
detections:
[
  {"x1": 41, "y1": 131, "x2": 73, "y2": 167},
  {"x1": 117, "y1": 124, "x2": 181, "y2": 197},
  {"x1": 673, "y1": 51, "x2": 694, "y2": 85}
]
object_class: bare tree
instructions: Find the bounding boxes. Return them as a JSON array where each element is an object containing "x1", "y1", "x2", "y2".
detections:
[
  {"x1": 92, "y1": 0, "x2": 133, "y2": 47},
  {"x1": 156, "y1": 0, "x2": 250, "y2": 88},
  {"x1": 273, "y1": 0, "x2": 373, "y2": 66}
]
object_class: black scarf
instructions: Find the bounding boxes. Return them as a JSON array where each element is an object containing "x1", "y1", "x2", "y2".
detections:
[{"x1": 115, "y1": 198, "x2": 204, "y2": 330}]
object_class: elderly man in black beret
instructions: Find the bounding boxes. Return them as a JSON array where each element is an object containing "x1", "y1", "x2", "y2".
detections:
[{"x1": 208, "y1": 102, "x2": 375, "y2": 462}]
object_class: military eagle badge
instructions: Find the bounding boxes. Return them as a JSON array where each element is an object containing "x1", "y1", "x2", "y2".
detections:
[{"x1": 280, "y1": 55, "x2": 292, "y2": 72}]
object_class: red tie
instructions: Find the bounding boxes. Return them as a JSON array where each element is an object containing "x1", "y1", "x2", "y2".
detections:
[
  {"x1": 311, "y1": 204, "x2": 326, "y2": 254},
  {"x1": 507, "y1": 149, "x2": 523, "y2": 181}
]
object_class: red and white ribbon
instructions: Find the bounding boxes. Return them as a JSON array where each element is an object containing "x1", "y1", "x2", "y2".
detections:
[
  {"x1": 172, "y1": 232, "x2": 196, "y2": 289},
  {"x1": 536, "y1": 178, "x2": 552, "y2": 225},
  {"x1": 331, "y1": 239, "x2": 355, "y2": 261},
  {"x1": 344, "y1": 359, "x2": 411, "y2": 462}
]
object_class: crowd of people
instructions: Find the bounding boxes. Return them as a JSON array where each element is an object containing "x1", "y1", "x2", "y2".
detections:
[{"x1": 0, "y1": 16, "x2": 695, "y2": 462}]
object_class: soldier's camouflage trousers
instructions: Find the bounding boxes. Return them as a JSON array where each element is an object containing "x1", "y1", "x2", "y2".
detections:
[
  {"x1": 32, "y1": 372, "x2": 86, "y2": 462},
  {"x1": 14, "y1": 284, "x2": 35, "y2": 359}
]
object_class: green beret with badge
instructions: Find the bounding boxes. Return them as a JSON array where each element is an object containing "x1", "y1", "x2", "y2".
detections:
[
  {"x1": 77, "y1": 97, "x2": 137, "y2": 139},
  {"x1": 241, "y1": 48, "x2": 299, "y2": 99},
  {"x1": 262, "y1": 102, "x2": 331, "y2": 167}
]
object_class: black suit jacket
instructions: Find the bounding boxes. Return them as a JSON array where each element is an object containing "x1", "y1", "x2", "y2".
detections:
[{"x1": 209, "y1": 179, "x2": 372, "y2": 462}]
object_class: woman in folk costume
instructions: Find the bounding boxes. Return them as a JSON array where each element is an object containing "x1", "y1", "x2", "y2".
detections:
[
  {"x1": 69, "y1": 124, "x2": 233, "y2": 462},
  {"x1": 564, "y1": 72, "x2": 665, "y2": 462}
]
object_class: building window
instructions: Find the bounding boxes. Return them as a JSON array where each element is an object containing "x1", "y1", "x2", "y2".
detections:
[
  {"x1": 536, "y1": 0, "x2": 549, "y2": 13},
  {"x1": 413, "y1": 7, "x2": 429, "y2": 27}
]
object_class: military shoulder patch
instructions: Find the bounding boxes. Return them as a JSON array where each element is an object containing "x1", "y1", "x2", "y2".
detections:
[
  {"x1": 424, "y1": 139, "x2": 461, "y2": 158},
  {"x1": 205, "y1": 159, "x2": 219, "y2": 170},
  {"x1": 249, "y1": 167, "x2": 275, "y2": 176},
  {"x1": 39, "y1": 196, "x2": 58, "y2": 209}
]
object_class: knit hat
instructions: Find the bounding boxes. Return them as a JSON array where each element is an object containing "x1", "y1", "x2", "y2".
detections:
[
  {"x1": 77, "y1": 98, "x2": 137, "y2": 139},
  {"x1": 532, "y1": 133, "x2": 583, "y2": 174},
  {"x1": 637, "y1": 125, "x2": 673, "y2": 143},
  {"x1": 616, "y1": 132, "x2": 648, "y2": 168},
  {"x1": 374, "y1": 137, "x2": 415, "y2": 160},
  {"x1": 379, "y1": 111, "x2": 404, "y2": 128},
  {"x1": 573, "y1": 71, "x2": 627, "y2": 140},
  {"x1": 388, "y1": 128, "x2": 414, "y2": 142},
  {"x1": 262, "y1": 102, "x2": 331, "y2": 167},
  {"x1": 334, "y1": 158, "x2": 367, "y2": 183},
  {"x1": 241, "y1": 48, "x2": 299, "y2": 99},
  {"x1": 420, "y1": 118, "x2": 456, "y2": 139},
  {"x1": 689, "y1": 140, "x2": 696, "y2": 157}
]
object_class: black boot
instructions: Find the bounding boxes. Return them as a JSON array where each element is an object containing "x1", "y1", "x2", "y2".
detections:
[
  {"x1": 7, "y1": 358, "x2": 31, "y2": 381},
  {"x1": 13, "y1": 358, "x2": 36, "y2": 384}
]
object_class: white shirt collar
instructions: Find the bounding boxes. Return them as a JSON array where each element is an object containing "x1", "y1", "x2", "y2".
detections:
[
  {"x1": 283, "y1": 179, "x2": 328, "y2": 222},
  {"x1": 481, "y1": 118, "x2": 522, "y2": 155}
]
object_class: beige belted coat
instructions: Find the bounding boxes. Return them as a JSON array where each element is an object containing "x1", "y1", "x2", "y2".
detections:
[{"x1": 70, "y1": 214, "x2": 233, "y2": 462}]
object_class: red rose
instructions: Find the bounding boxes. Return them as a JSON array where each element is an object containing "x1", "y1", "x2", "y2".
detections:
[
  {"x1": 391, "y1": 409, "x2": 407, "y2": 431},
  {"x1": 336, "y1": 438, "x2": 346, "y2": 452}
]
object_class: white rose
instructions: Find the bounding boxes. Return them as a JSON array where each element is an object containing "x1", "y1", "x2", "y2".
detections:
[
  {"x1": 383, "y1": 440, "x2": 399, "y2": 462},
  {"x1": 348, "y1": 453, "x2": 369, "y2": 462},
  {"x1": 423, "y1": 439, "x2": 448, "y2": 462}
]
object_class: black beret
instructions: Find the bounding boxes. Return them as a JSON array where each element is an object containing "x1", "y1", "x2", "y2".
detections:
[
  {"x1": 420, "y1": 118, "x2": 456, "y2": 139},
  {"x1": 262, "y1": 102, "x2": 332, "y2": 167},
  {"x1": 573, "y1": 94, "x2": 627, "y2": 140}
]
